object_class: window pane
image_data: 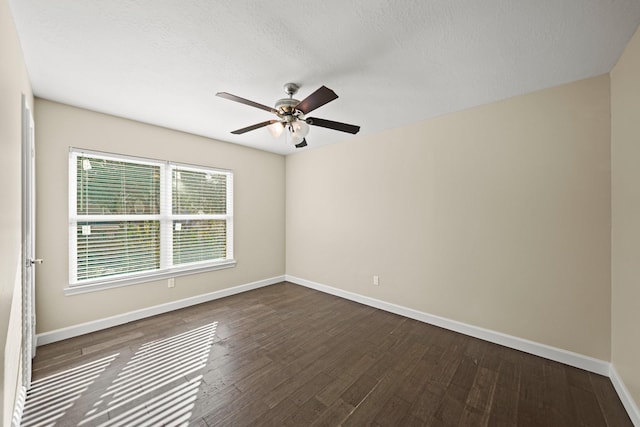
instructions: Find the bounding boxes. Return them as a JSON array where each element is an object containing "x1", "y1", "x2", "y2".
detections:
[
  {"x1": 76, "y1": 221, "x2": 160, "y2": 281},
  {"x1": 173, "y1": 220, "x2": 226, "y2": 265},
  {"x1": 77, "y1": 156, "x2": 160, "y2": 215},
  {"x1": 71, "y1": 149, "x2": 233, "y2": 287},
  {"x1": 172, "y1": 169, "x2": 226, "y2": 215}
]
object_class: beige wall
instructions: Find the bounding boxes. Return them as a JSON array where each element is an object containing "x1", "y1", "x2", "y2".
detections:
[
  {"x1": 0, "y1": 0, "x2": 33, "y2": 424},
  {"x1": 34, "y1": 100, "x2": 285, "y2": 332},
  {"x1": 286, "y1": 75, "x2": 612, "y2": 360},
  {"x1": 612, "y1": 26, "x2": 640, "y2": 409}
]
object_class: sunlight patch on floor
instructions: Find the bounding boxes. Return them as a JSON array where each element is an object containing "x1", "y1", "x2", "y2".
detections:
[
  {"x1": 21, "y1": 353, "x2": 119, "y2": 427},
  {"x1": 21, "y1": 322, "x2": 217, "y2": 427},
  {"x1": 80, "y1": 322, "x2": 217, "y2": 426}
]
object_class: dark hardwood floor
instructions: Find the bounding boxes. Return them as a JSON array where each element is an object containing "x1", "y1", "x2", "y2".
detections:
[{"x1": 23, "y1": 282, "x2": 632, "y2": 426}]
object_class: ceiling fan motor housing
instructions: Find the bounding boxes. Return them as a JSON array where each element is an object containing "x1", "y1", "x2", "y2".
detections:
[{"x1": 275, "y1": 97, "x2": 303, "y2": 122}]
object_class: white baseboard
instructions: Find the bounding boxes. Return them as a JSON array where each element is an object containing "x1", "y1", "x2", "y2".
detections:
[
  {"x1": 285, "y1": 275, "x2": 610, "y2": 376},
  {"x1": 37, "y1": 275, "x2": 285, "y2": 346},
  {"x1": 610, "y1": 365, "x2": 640, "y2": 426}
]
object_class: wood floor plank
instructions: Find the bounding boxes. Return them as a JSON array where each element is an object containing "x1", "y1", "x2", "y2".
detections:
[
  {"x1": 23, "y1": 282, "x2": 632, "y2": 426},
  {"x1": 311, "y1": 398, "x2": 354, "y2": 427},
  {"x1": 325, "y1": 349, "x2": 376, "y2": 380},
  {"x1": 252, "y1": 397, "x2": 299, "y2": 427},
  {"x1": 316, "y1": 373, "x2": 357, "y2": 407},
  {"x1": 340, "y1": 371, "x2": 400, "y2": 426},
  {"x1": 373, "y1": 394, "x2": 412, "y2": 426},
  {"x1": 543, "y1": 360, "x2": 577, "y2": 426},
  {"x1": 466, "y1": 366, "x2": 498, "y2": 414},
  {"x1": 569, "y1": 385, "x2": 608, "y2": 427},
  {"x1": 457, "y1": 404, "x2": 490, "y2": 427},
  {"x1": 232, "y1": 357, "x2": 287, "y2": 393},
  {"x1": 408, "y1": 382, "x2": 446, "y2": 422},
  {"x1": 291, "y1": 371, "x2": 335, "y2": 406},
  {"x1": 517, "y1": 374, "x2": 546, "y2": 426},
  {"x1": 204, "y1": 389, "x2": 271, "y2": 427},
  {"x1": 341, "y1": 373, "x2": 380, "y2": 408},
  {"x1": 484, "y1": 355, "x2": 520, "y2": 424},
  {"x1": 429, "y1": 385, "x2": 466, "y2": 426},
  {"x1": 400, "y1": 413, "x2": 427, "y2": 426},
  {"x1": 282, "y1": 397, "x2": 328, "y2": 426},
  {"x1": 589, "y1": 372, "x2": 634, "y2": 426}
]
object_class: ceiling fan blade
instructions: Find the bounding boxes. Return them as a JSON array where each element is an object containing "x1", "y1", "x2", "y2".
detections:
[
  {"x1": 306, "y1": 117, "x2": 360, "y2": 134},
  {"x1": 216, "y1": 92, "x2": 278, "y2": 114},
  {"x1": 295, "y1": 139, "x2": 308, "y2": 148},
  {"x1": 296, "y1": 86, "x2": 338, "y2": 114},
  {"x1": 231, "y1": 120, "x2": 278, "y2": 134}
]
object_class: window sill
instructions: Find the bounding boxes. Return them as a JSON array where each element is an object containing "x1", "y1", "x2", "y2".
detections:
[{"x1": 64, "y1": 260, "x2": 237, "y2": 296}]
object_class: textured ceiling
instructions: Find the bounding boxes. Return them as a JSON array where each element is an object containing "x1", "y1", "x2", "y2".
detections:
[{"x1": 8, "y1": 0, "x2": 640, "y2": 155}]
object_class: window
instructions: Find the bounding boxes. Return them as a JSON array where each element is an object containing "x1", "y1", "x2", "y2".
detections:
[{"x1": 68, "y1": 148, "x2": 234, "y2": 292}]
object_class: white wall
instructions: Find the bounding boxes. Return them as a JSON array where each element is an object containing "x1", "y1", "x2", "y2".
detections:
[
  {"x1": 34, "y1": 100, "x2": 285, "y2": 332},
  {"x1": 612, "y1": 25, "x2": 640, "y2": 412},
  {"x1": 286, "y1": 75, "x2": 612, "y2": 361},
  {"x1": 0, "y1": 0, "x2": 33, "y2": 424}
]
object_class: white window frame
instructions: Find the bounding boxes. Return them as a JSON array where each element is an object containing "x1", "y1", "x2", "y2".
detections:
[{"x1": 66, "y1": 148, "x2": 235, "y2": 295}]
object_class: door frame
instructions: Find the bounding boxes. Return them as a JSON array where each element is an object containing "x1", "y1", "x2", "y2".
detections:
[{"x1": 21, "y1": 94, "x2": 36, "y2": 388}]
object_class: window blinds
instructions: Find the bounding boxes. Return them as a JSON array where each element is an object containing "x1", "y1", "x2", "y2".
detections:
[
  {"x1": 171, "y1": 167, "x2": 228, "y2": 266},
  {"x1": 69, "y1": 149, "x2": 233, "y2": 286}
]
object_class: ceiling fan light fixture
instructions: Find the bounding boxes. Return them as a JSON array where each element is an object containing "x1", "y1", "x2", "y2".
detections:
[
  {"x1": 267, "y1": 121, "x2": 284, "y2": 138},
  {"x1": 288, "y1": 120, "x2": 309, "y2": 145}
]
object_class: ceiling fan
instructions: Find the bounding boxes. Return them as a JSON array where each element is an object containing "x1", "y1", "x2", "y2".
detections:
[{"x1": 216, "y1": 83, "x2": 360, "y2": 148}]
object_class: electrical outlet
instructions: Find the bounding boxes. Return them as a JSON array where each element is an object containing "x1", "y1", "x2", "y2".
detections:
[
  {"x1": 373, "y1": 275, "x2": 379, "y2": 286},
  {"x1": 168, "y1": 278, "x2": 175, "y2": 288}
]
